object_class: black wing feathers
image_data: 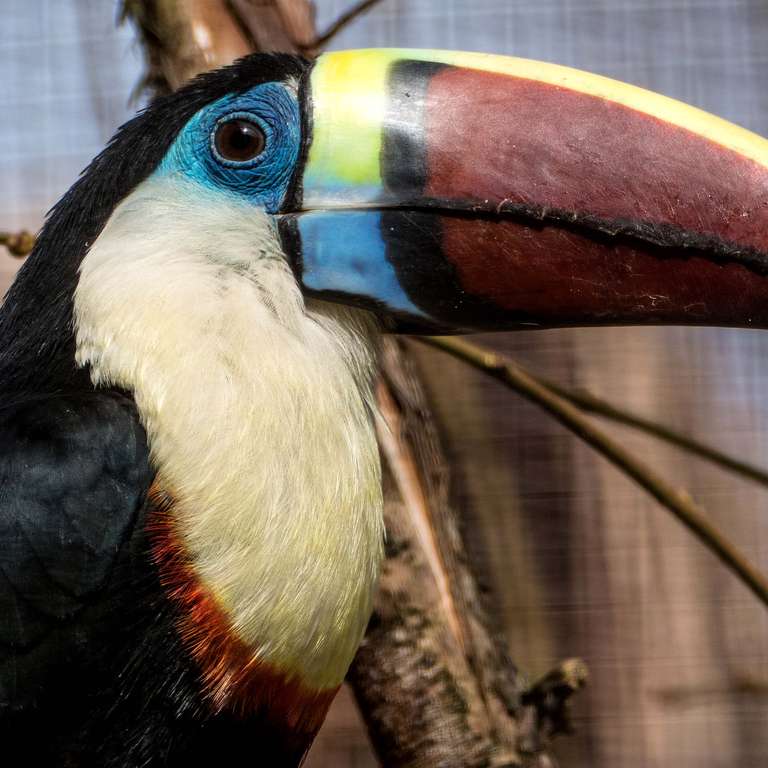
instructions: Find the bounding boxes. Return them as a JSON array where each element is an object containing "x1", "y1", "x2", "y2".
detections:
[{"x1": 0, "y1": 393, "x2": 153, "y2": 651}]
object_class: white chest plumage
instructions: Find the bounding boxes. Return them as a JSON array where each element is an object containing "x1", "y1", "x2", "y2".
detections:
[{"x1": 74, "y1": 177, "x2": 384, "y2": 690}]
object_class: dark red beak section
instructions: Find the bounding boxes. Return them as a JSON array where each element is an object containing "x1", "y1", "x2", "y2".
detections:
[{"x1": 411, "y1": 65, "x2": 768, "y2": 329}]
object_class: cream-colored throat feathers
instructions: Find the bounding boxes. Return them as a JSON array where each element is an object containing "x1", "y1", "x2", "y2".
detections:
[{"x1": 74, "y1": 176, "x2": 384, "y2": 690}]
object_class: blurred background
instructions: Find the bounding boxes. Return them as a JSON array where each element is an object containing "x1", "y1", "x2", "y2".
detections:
[{"x1": 2, "y1": 1, "x2": 768, "y2": 766}]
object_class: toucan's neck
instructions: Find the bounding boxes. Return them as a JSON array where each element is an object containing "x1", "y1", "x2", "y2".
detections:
[
  {"x1": 73, "y1": 177, "x2": 384, "y2": 729},
  {"x1": 0, "y1": 236, "x2": 89, "y2": 395}
]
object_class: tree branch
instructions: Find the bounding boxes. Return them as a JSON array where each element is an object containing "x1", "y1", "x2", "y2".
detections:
[
  {"x1": 530, "y1": 369, "x2": 768, "y2": 488},
  {"x1": 0, "y1": 231, "x2": 35, "y2": 257},
  {"x1": 520, "y1": 659, "x2": 589, "y2": 746},
  {"x1": 417, "y1": 335, "x2": 768, "y2": 610},
  {"x1": 304, "y1": 0, "x2": 385, "y2": 52}
]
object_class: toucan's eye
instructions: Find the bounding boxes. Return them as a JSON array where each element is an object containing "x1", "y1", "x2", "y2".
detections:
[
  {"x1": 163, "y1": 82, "x2": 300, "y2": 211},
  {"x1": 214, "y1": 118, "x2": 266, "y2": 162}
]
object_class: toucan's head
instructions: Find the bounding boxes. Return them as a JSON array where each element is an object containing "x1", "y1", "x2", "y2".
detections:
[
  {"x1": 6, "y1": 47, "x2": 768, "y2": 386},
  {"x1": 153, "y1": 47, "x2": 768, "y2": 334},
  {"x1": 113, "y1": 46, "x2": 768, "y2": 336}
]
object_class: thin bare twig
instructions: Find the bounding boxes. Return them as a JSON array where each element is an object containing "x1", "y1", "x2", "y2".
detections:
[
  {"x1": 306, "y1": 0, "x2": 385, "y2": 51},
  {"x1": 417, "y1": 335, "x2": 768, "y2": 610},
  {"x1": 531, "y1": 372, "x2": 768, "y2": 489},
  {"x1": 0, "y1": 231, "x2": 35, "y2": 257}
]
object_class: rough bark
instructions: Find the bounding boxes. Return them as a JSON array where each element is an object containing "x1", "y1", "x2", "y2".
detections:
[
  {"x1": 121, "y1": 0, "x2": 252, "y2": 95},
  {"x1": 120, "y1": 2, "x2": 567, "y2": 765},
  {"x1": 351, "y1": 339, "x2": 530, "y2": 767}
]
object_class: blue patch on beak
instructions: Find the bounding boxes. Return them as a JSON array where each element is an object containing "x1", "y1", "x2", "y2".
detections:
[{"x1": 295, "y1": 211, "x2": 426, "y2": 318}]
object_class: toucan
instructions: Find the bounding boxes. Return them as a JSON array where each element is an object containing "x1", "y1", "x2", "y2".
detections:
[{"x1": 2, "y1": 49, "x2": 768, "y2": 767}]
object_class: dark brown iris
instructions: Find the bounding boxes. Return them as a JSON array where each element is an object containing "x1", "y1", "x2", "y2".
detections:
[{"x1": 214, "y1": 119, "x2": 266, "y2": 162}]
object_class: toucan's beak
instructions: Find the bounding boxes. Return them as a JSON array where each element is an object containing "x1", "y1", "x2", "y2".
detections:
[{"x1": 279, "y1": 49, "x2": 768, "y2": 332}]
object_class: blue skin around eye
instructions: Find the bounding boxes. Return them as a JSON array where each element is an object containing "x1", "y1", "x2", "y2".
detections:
[{"x1": 155, "y1": 82, "x2": 301, "y2": 213}]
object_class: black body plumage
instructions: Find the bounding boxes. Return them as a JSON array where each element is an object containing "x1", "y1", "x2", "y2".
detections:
[{"x1": 0, "y1": 54, "x2": 312, "y2": 766}]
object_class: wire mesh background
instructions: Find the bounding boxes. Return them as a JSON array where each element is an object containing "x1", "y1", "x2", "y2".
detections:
[{"x1": 2, "y1": 1, "x2": 768, "y2": 766}]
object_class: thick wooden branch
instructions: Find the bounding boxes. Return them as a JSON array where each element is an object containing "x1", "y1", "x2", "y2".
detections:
[
  {"x1": 351, "y1": 338, "x2": 551, "y2": 766},
  {"x1": 226, "y1": 0, "x2": 317, "y2": 53},
  {"x1": 120, "y1": 0, "x2": 251, "y2": 96}
]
